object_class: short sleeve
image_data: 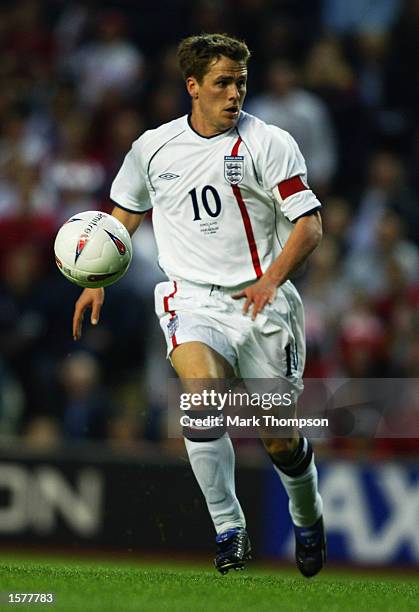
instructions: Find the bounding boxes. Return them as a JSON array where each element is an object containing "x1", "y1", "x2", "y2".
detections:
[
  {"x1": 262, "y1": 128, "x2": 321, "y2": 222},
  {"x1": 110, "y1": 143, "x2": 152, "y2": 213}
]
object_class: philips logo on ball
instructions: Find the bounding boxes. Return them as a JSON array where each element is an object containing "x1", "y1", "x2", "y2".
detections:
[{"x1": 82, "y1": 212, "x2": 106, "y2": 235}]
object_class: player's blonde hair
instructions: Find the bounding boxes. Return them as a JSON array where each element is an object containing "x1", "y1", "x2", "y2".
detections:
[{"x1": 177, "y1": 33, "x2": 251, "y2": 83}]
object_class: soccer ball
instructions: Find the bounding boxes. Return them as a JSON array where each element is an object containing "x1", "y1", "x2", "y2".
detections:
[{"x1": 54, "y1": 211, "x2": 132, "y2": 288}]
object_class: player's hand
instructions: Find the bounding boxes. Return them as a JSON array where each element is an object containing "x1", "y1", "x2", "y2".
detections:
[
  {"x1": 232, "y1": 276, "x2": 277, "y2": 320},
  {"x1": 73, "y1": 287, "x2": 105, "y2": 340}
]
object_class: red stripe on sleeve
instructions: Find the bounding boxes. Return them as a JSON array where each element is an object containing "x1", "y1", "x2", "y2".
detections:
[{"x1": 278, "y1": 176, "x2": 307, "y2": 200}]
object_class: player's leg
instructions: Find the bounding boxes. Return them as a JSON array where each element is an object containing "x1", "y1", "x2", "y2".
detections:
[
  {"x1": 172, "y1": 340, "x2": 233, "y2": 378},
  {"x1": 236, "y1": 288, "x2": 325, "y2": 577},
  {"x1": 259, "y1": 432, "x2": 325, "y2": 577},
  {"x1": 259, "y1": 430, "x2": 321, "y2": 520},
  {"x1": 172, "y1": 341, "x2": 251, "y2": 573}
]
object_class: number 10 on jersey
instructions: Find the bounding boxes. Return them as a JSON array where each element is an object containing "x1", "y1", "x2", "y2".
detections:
[{"x1": 189, "y1": 186, "x2": 222, "y2": 221}]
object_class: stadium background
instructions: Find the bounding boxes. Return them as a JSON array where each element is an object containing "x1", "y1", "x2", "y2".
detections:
[{"x1": 0, "y1": 0, "x2": 418, "y2": 570}]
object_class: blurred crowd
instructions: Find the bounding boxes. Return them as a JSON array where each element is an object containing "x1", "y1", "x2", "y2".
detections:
[{"x1": 0, "y1": 0, "x2": 418, "y2": 456}]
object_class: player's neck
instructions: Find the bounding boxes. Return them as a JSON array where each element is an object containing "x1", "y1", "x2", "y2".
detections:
[{"x1": 188, "y1": 112, "x2": 228, "y2": 138}]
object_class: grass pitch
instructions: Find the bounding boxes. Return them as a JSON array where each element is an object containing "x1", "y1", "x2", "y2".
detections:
[{"x1": 0, "y1": 555, "x2": 418, "y2": 612}]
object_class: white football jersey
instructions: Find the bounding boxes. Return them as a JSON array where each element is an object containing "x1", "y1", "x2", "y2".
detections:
[{"x1": 110, "y1": 111, "x2": 321, "y2": 286}]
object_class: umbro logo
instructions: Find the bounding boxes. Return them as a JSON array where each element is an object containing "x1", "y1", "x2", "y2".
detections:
[{"x1": 159, "y1": 172, "x2": 179, "y2": 180}]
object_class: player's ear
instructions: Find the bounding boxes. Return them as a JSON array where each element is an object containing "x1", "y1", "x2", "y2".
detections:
[{"x1": 186, "y1": 76, "x2": 199, "y2": 100}]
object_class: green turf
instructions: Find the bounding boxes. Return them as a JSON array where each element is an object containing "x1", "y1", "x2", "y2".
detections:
[{"x1": 0, "y1": 556, "x2": 418, "y2": 612}]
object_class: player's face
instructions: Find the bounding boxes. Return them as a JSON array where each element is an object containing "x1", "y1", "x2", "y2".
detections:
[{"x1": 187, "y1": 56, "x2": 247, "y2": 137}]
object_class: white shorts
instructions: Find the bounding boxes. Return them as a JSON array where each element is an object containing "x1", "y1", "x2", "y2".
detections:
[{"x1": 154, "y1": 279, "x2": 306, "y2": 395}]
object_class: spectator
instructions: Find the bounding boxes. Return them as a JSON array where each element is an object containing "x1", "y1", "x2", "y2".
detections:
[
  {"x1": 298, "y1": 236, "x2": 352, "y2": 376},
  {"x1": 98, "y1": 107, "x2": 145, "y2": 203},
  {"x1": 345, "y1": 209, "x2": 419, "y2": 297},
  {"x1": 23, "y1": 415, "x2": 61, "y2": 449},
  {"x1": 303, "y1": 36, "x2": 369, "y2": 190},
  {"x1": 389, "y1": 0, "x2": 419, "y2": 114},
  {"x1": 321, "y1": 196, "x2": 352, "y2": 258},
  {"x1": 0, "y1": 359, "x2": 24, "y2": 438},
  {"x1": 348, "y1": 151, "x2": 419, "y2": 249},
  {"x1": 41, "y1": 112, "x2": 106, "y2": 226},
  {"x1": 0, "y1": 243, "x2": 60, "y2": 420},
  {"x1": 247, "y1": 59, "x2": 337, "y2": 193},
  {"x1": 70, "y1": 10, "x2": 144, "y2": 108},
  {"x1": 322, "y1": 0, "x2": 401, "y2": 35},
  {"x1": 338, "y1": 292, "x2": 387, "y2": 376},
  {"x1": 59, "y1": 352, "x2": 115, "y2": 441}
]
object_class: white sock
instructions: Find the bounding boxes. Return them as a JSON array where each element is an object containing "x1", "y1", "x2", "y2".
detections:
[
  {"x1": 184, "y1": 433, "x2": 246, "y2": 535},
  {"x1": 274, "y1": 454, "x2": 323, "y2": 527}
]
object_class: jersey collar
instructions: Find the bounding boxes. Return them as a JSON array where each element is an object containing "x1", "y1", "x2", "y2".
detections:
[{"x1": 185, "y1": 114, "x2": 240, "y2": 142}]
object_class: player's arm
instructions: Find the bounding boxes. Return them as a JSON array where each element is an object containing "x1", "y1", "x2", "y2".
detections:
[
  {"x1": 111, "y1": 205, "x2": 145, "y2": 236},
  {"x1": 233, "y1": 210, "x2": 322, "y2": 320},
  {"x1": 265, "y1": 210, "x2": 322, "y2": 287},
  {"x1": 72, "y1": 207, "x2": 147, "y2": 340}
]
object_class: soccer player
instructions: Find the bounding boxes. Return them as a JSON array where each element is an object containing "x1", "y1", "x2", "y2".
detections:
[{"x1": 73, "y1": 33, "x2": 326, "y2": 577}]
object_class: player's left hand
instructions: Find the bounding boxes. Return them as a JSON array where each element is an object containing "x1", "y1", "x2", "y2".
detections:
[{"x1": 232, "y1": 276, "x2": 277, "y2": 320}]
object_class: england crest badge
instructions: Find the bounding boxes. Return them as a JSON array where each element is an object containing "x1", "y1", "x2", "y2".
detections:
[
  {"x1": 224, "y1": 155, "x2": 244, "y2": 185},
  {"x1": 167, "y1": 314, "x2": 179, "y2": 338}
]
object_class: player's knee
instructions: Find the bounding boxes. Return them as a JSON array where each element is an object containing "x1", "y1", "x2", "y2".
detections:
[
  {"x1": 183, "y1": 409, "x2": 226, "y2": 441},
  {"x1": 182, "y1": 366, "x2": 220, "y2": 379},
  {"x1": 265, "y1": 435, "x2": 314, "y2": 476},
  {"x1": 262, "y1": 437, "x2": 298, "y2": 464},
  {"x1": 172, "y1": 342, "x2": 233, "y2": 379}
]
